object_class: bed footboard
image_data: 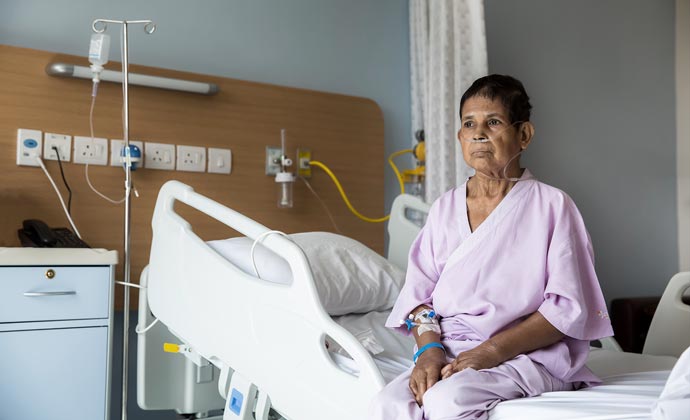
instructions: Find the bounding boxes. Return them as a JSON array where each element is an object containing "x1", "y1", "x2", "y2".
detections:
[{"x1": 146, "y1": 181, "x2": 385, "y2": 420}]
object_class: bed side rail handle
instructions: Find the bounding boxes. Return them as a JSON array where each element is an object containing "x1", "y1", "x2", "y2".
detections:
[{"x1": 153, "y1": 180, "x2": 320, "y2": 300}]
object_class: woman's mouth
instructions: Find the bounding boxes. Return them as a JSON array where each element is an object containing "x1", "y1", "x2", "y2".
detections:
[{"x1": 471, "y1": 150, "x2": 492, "y2": 156}]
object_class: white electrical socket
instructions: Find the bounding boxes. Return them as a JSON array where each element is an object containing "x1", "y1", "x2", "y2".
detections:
[
  {"x1": 44, "y1": 133, "x2": 72, "y2": 162},
  {"x1": 176, "y1": 145, "x2": 206, "y2": 172},
  {"x1": 16, "y1": 128, "x2": 43, "y2": 166},
  {"x1": 73, "y1": 136, "x2": 108, "y2": 165},
  {"x1": 144, "y1": 142, "x2": 176, "y2": 170},
  {"x1": 207, "y1": 148, "x2": 232, "y2": 174},
  {"x1": 110, "y1": 139, "x2": 144, "y2": 167}
]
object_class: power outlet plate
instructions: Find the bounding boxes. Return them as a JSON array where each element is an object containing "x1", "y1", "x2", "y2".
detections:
[
  {"x1": 144, "y1": 142, "x2": 175, "y2": 170},
  {"x1": 73, "y1": 136, "x2": 108, "y2": 165},
  {"x1": 177, "y1": 145, "x2": 206, "y2": 172},
  {"x1": 16, "y1": 128, "x2": 43, "y2": 167},
  {"x1": 207, "y1": 148, "x2": 232, "y2": 174},
  {"x1": 265, "y1": 146, "x2": 282, "y2": 175},
  {"x1": 44, "y1": 133, "x2": 72, "y2": 162},
  {"x1": 111, "y1": 139, "x2": 144, "y2": 167}
]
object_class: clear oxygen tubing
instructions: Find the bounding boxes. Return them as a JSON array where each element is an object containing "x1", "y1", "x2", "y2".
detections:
[
  {"x1": 459, "y1": 121, "x2": 534, "y2": 182},
  {"x1": 299, "y1": 176, "x2": 342, "y2": 233},
  {"x1": 250, "y1": 230, "x2": 291, "y2": 279}
]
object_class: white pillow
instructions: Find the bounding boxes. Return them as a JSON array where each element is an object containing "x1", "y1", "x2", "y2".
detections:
[{"x1": 207, "y1": 232, "x2": 405, "y2": 316}]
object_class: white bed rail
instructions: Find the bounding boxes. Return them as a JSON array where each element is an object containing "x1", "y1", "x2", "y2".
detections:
[
  {"x1": 643, "y1": 271, "x2": 690, "y2": 358},
  {"x1": 147, "y1": 181, "x2": 385, "y2": 420},
  {"x1": 387, "y1": 194, "x2": 430, "y2": 270}
]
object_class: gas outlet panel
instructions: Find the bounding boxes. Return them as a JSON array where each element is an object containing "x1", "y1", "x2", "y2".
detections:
[{"x1": 16, "y1": 129, "x2": 43, "y2": 167}]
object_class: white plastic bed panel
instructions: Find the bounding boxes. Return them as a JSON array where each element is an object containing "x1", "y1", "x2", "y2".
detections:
[
  {"x1": 147, "y1": 181, "x2": 385, "y2": 420},
  {"x1": 386, "y1": 193, "x2": 430, "y2": 270},
  {"x1": 643, "y1": 271, "x2": 690, "y2": 358}
]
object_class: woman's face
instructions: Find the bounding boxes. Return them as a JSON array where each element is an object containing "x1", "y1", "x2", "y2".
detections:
[{"x1": 458, "y1": 95, "x2": 533, "y2": 179}]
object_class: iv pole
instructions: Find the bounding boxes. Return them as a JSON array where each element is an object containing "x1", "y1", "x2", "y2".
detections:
[{"x1": 91, "y1": 18, "x2": 155, "y2": 420}]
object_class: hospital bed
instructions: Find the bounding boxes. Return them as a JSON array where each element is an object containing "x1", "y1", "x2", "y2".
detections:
[{"x1": 138, "y1": 180, "x2": 690, "y2": 420}]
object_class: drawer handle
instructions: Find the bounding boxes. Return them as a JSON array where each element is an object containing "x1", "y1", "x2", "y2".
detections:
[{"x1": 23, "y1": 291, "x2": 77, "y2": 297}]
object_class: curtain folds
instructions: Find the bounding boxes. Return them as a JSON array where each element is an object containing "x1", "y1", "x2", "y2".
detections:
[{"x1": 410, "y1": 0, "x2": 488, "y2": 203}]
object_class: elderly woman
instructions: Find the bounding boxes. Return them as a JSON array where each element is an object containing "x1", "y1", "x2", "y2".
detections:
[{"x1": 368, "y1": 74, "x2": 613, "y2": 420}]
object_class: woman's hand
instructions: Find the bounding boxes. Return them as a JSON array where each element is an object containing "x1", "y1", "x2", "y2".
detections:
[
  {"x1": 409, "y1": 348, "x2": 446, "y2": 406},
  {"x1": 440, "y1": 341, "x2": 502, "y2": 379}
]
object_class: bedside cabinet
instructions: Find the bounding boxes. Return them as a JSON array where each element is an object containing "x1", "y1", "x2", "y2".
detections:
[{"x1": 0, "y1": 248, "x2": 118, "y2": 420}]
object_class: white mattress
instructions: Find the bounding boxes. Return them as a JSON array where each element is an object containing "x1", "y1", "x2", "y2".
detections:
[{"x1": 331, "y1": 310, "x2": 678, "y2": 420}]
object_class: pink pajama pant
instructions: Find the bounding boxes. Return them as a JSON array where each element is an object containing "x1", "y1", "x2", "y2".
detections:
[{"x1": 367, "y1": 354, "x2": 572, "y2": 420}]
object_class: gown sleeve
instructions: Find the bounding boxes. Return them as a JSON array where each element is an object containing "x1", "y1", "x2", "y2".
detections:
[
  {"x1": 538, "y1": 194, "x2": 614, "y2": 341},
  {"x1": 385, "y1": 199, "x2": 443, "y2": 335}
]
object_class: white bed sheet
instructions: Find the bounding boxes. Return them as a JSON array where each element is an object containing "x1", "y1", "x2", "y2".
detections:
[{"x1": 330, "y1": 311, "x2": 678, "y2": 419}]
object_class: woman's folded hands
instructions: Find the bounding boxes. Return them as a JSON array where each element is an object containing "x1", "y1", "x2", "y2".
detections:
[{"x1": 441, "y1": 341, "x2": 503, "y2": 379}]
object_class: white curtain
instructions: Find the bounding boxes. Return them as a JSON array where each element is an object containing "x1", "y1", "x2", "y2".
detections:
[{"x1": 410, "y1": 0, "x2": 488, "y2": 203}]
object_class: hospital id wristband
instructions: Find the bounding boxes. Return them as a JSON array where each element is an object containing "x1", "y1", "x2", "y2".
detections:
[{"x1": 413, "y1": 342, "x2": 445, "y2": 364}]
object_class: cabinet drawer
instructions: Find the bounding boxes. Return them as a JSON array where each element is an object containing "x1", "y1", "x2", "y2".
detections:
[{"x1": 0, "y1": 266, "x2": 111, "y2": 323}]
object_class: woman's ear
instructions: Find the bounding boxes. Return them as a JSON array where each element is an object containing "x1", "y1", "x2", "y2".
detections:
[{"x1": 519, "y1": 122, "x2": 535, "y2": 150}]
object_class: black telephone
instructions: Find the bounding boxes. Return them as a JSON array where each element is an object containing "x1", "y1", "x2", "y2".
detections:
[{"x1": 18, "y1": 219, "x2": 90, "y2": 248}]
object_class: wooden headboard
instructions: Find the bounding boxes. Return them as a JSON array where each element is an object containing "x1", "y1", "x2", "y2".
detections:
[{"x1": 0, "y1": 45, "x2": 385, "y2": 309}]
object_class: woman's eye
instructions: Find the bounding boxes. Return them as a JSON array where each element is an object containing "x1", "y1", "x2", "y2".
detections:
[
  {"x1": 488, "y1": 119, "x2": 501, "y2": 126},
  {"x1": 463, "y1": 121, "x2": 474, "y2": 128}
]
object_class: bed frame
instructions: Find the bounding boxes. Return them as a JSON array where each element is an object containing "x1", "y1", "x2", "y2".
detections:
[
  {"x1": 139, "y1": 180, "x2": 429, "y2": 420},
  {"x1": 139, "y1": 180, "x2": 690, "y2": 420}
]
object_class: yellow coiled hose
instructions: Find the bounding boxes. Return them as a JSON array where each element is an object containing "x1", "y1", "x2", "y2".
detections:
[{"x1": 309, "y1": 149, "x2": 412, "y2": 223}]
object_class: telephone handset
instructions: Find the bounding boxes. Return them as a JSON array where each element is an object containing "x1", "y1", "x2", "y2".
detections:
[{"x1": 18, "y1": 219, "x2": 90, "y2": 248}]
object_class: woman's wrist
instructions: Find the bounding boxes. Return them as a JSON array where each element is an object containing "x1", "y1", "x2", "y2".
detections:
[
  {"x1": 483, "y1": 338, "x2": 507, "y2": 363},
  {"x1": 414, "y1": 342, "x2": 446, "y2": 364},
  {"x1": 416, "y1": 346, "x2": 446, "y2": 363}
]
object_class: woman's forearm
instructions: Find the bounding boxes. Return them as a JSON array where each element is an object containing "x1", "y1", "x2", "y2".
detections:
[
  {"x1": 484, "y1": 311, "x2": 564, "y2": 363},
  {"x1": 411, "y1": 305, "x2": 443, "y2": 355}
]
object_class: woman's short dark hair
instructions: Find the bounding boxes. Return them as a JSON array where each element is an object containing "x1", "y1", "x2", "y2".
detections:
[{"x1": 460, "y1": 74, "x2": 532, "y2": 124}]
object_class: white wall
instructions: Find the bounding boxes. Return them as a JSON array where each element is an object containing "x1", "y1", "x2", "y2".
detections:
[
  {"x1": 0, "y1": 0, "x2": 411, "y2": 221},
  {"x1": 485, "y1": 0, "x2": 678, "y2": 303}
]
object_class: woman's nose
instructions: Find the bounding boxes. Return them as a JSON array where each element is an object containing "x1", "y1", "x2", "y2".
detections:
[
  {"x1": 472, "y1": 127, "x2": 489, "y2": 141},
  {"x1": 473, "y1": 132, "x2": 488, "y2": 141}
]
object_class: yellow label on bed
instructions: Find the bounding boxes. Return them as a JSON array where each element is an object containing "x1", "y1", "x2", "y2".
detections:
[{"x1": 163, "y1": 343, "x2": 180, "y2": 353}]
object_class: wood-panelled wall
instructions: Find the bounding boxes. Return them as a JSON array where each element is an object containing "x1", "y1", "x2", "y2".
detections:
[{"x1": 0, "y1": 45, "x2": 386, "y2": 309}]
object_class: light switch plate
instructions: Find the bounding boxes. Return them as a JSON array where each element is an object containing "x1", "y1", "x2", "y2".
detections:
[
  {"x1": 44, "y1": 133, "x2": 72, "y2": 162},
  {"x1": 177, "y1": 145, "x2": 206, "y2": 172},
  {"x1": 207, "y1": 148, "x2": 232, "y2": 174},
  {"x1": 145, "y1": 142, "x2": 176, "y2": 170},
  {"x1": 16, "y1": 128, "x2": 43, "y2": 166},
  {"x1": 73, "y1": 136, "x2": 108, "y2": 165},
  {"x1": 110, "y1": 139, "x2": 144, "y2": 167}
]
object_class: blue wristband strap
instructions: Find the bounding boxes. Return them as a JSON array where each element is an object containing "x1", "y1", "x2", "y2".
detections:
[{"x1": 413, "y1": 342, "x2": 445, "y2": 364}]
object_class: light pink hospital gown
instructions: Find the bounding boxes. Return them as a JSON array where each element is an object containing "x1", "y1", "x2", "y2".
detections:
[{"x1": 368, "y1": 170, "x2": 614, "y2": 420}]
